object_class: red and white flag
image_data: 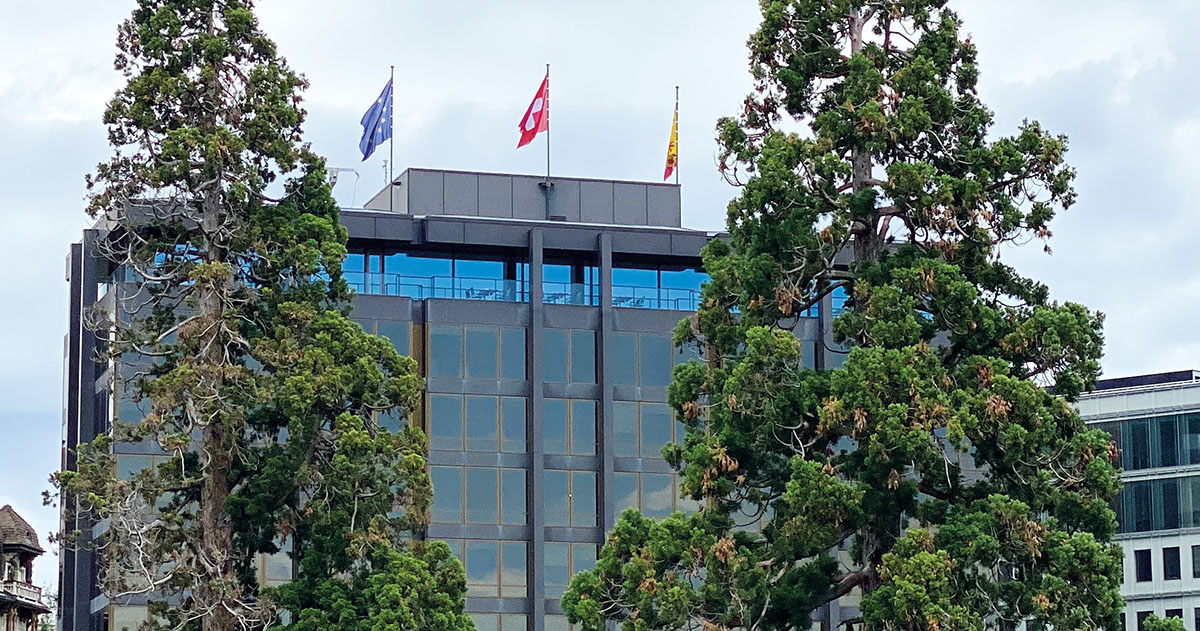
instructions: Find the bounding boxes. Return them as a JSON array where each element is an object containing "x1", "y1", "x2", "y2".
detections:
[{"x1": 517, "y1": 72, "x2": 549, "y2": 148}]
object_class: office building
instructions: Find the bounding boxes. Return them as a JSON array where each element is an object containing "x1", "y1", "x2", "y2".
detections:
[
  {"x1": 1079, "y1": 370, "x2": 1200, "y2": 631},
  {"x1": 59, "y1": 169, "x2": 846, "y2": 631}
]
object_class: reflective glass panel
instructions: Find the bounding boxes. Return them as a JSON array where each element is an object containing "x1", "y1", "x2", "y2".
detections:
[
  {"x1": 544, "y1": 471, "x2": 568, "y2": 526},
  {"x1": 117, "y1": 455, "x2": 152, "y2": 480},
  {"x1": 429, "y1": 325, "x2": 463, "y2": 379},
  {"x1": 613, "y1": 472, "x2": 638, "y2": 514},
  {"x1": 502, "y1": 615, "x2": 527, "y2": 631},
  {"x1": 473, "y1": 615, "x2": 499, "y2": 631},
  {"x1": 544, "y1": 399, "x2": 569, "y2": 455},
  {"x1": 466, "y1": 468, "x2": 499, "y2": 524},
  {"x1": 642, "y1": 473, "x2": 674, "y2": 518},
  {"x1": 501, "y1": 542, "x2": 527, "y2": 597},
  {"x1": 430, "y1": 467, "x2": 462, "y2": 523},
  {"x1": 640, "y1": 404, "x2": 673, "y2": 459},
  {"x1": 1126, "y1": 420, "x2": 1151, "y2": 470},
  {"x1": 571, "y1": 400, "x2": 596, "y2": 455},
  {"x1": 544, "y1": 330, "x2": 568, "y2": 382},
  {"x1": 1160, "y1": 415, "x2": 1180, "y2": 468},
  {"x1": 570, "y1": 330, "x2": 596, "y2": 383},
  {"x1": 1187, "y1": 414, "x2": 1200, "y2": 465},
  {"x1": 501, "y1": 327, "x2": 526, "y2": 381},
  {"x1": 611, "y1": 333, "x2": 638, "y2": 385},
  {"x1": 544, "y1": 543, "x2": 569, "y2": 598},
  {"x1": 1161, "y1": 478, "x2": 1181, "y2": 530},
  {"x1": 465, "y1": 396, "x2": 499, "y2": 452},
  {"x1": 501, "y1": 397, "x2": 527, "y2": 453},
  {"x1": 466, "y1": 540, "x2": 498, "y2": 596},
  {"x1": 501, "y1": 469, "x2": 527, "y2": 525},
  {"x1": 613, "y1": 402, "x2": 638, "y2": 457},
  {"x1": 571, "y1": 472, "x2": 597, "y2": 527},
  {"x1": 377, "y1": 321, "x2": 410, "y2": 355},
  {"x1": 572, "y1": 544, "x2": 597, "y2": 575},
  {"x1": 465, "y1": 326, "x2": 499, "y2": 379},
  {"x1": 639, "y1": 335, "x2": 672, "y2": 387},
  {"x1": 429, "y1": 394, "x2": 463, "y2": 451}
]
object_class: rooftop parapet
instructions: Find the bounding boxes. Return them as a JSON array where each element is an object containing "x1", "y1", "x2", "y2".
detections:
[{"x1": 363, "y1": 168, "x2": 682, "y2": 228}]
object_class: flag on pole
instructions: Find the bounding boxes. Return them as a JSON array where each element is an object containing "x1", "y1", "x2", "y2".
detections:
[
  {"x1": 359, "y1": 78, "x2": 393, "y2": 161},
  {"x1": 663, "y1": 100, "x2": 679, "y2": 181},
  {"x1": 517, "y1": 72, "x2": 549, "y2": 148}
]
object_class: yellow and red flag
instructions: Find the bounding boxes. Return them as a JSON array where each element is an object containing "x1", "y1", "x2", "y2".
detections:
[{"x1": 663, "y1": 100, "x2": 678, "y2": 181}]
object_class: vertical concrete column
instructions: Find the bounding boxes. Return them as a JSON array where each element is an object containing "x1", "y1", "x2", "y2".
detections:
[
  {"x1": 528, "y1": 228, "x2": 546, "y2": 631},
  {"x1": 597, "y1": 233, "x2": 616, "y2": 531},
  {"x1": 60, "y1": 242, "x2": 84, "y2": 631}
]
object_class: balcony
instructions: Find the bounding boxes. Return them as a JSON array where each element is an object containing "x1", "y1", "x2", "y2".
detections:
[
  {"x1": 346, "y1": 273, "x2": 529, "y2": 302},
  {"x1": 1, "y1": 580, "x2": 43, "y2": 605},
  {"x1": 611, "y1": 285, "x2": 700, "y2": 311}
]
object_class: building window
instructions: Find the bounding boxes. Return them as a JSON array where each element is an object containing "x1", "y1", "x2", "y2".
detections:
[
  {"x1": 611, "y1": 264, "x2": 707, "y2": 311},
  {"x1": 544, "y1": 470, "x2": 597, "y2": 527},
  {"x1": 429, "y1": 325, "x2": 464, "y2": 379},
  {"x1": 430, "y1": 467, "x2": 527, "y2": 525},
  {"x1": 501, "y1": 327, "x2": 526, "y2": 381},
  {"x1": 613, "y1": 402, "x2": 685, "y2": 459},
  {"x1": 544, "y1": 330, "x2": 596, "y2": 384},
  {"x1": 344, "y1": 250, "x2": 530, "y2": 301},
  {"x1": 611, "y1": 333, "x2": 685, "y2": 387},
  {"x1": 543, "y1": 399, "x2": 596, "y2": 455},
  {"x1": 545, "y1": 543, "x2": 597, "y2": 598},
  {"x1": 544, "y1": 262, "x2": 600, "y2": 306},
  {"x1": 430, "y1": 394, "x2": 525, "y2": 453},
  {"x1": 462, "y1": 540, "x2": 527, "y2": 597},
  {"x1": 1166, "y1": 609, "x2": 1183, "y2": 621},
  {"x1": 613, "y1": 472, "x2": 700, "y2": 518},
  {"x1": 465, "y1": 326, "x2": 499, "y2": 379},
  {"x1": 472, "y1": 614, "x2": 528, "y2": 631},
  {"x1": 1165, "y1": 546, "x2": 1182, "y2": 580},
  {"x1": 1191, "y1": 545, "x2": 1200, "y2": 578},
  {"x1": 1136, "y1": 611, "x2": 1151, "y2": 631},
  {"x1": 1135, "y1": 548, "x2": 1152, "y2": 582}
]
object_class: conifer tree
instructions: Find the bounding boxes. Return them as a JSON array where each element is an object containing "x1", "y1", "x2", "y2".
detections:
[
  {"x1": 563, "y1": 2, "x2": 1122, "y2": 631},
  {"x1": 51, "y1": 2, "x2": 471, "y2": 630}
]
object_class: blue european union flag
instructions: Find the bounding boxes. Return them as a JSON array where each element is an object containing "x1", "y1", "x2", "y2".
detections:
[{"x1": 359, "y1": 78, "x2": 393, "y2": 161}]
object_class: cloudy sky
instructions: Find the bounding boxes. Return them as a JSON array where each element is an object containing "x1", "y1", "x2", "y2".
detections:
[{"x1": 0, "y1": 0, "x2": 1194, "y2": 587}]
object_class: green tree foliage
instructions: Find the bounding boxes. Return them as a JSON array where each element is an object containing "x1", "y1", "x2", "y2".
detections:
[
  {"x1": 1144, "y1": 615, "x2": 1186, "y2": 631},
  {"x1": 564, "y1": 2, "x2": 1122, "y2": 631},
  {"x1": 49, "y1": 2, "x2": 470, "y2": 630}
]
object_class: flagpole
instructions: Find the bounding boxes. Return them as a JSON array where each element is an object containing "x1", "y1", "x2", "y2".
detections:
[
  {"x1": 389, "y1": 65, "x2": 395, "y2": 212},
  {"x1": 674, "y1": 85, "x2": 679, "y2": 185},
  {"x1": 545, "y1": 63, "x2": 551, "y2": 187}
]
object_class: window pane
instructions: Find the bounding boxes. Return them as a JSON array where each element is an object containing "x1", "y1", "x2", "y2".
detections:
[
  {"x1": 500, "y1": 397, "x2": 526, "y2": 453},
  {"x1": 570, "y1": 330, "x2": 596, "y2": 383},
  {"x1": 544, "y1": 471, "x2": 568, "y2": 526},
  {"x1": 1187, "y1": 414, "x2": 1200, "y2": 465},
  {"x1": 116, "y1": 455, "x2": 152, "y2": 480},
  {"x1": 501, "y1": 327, "x2": 526, "y2": 381},
  {"x1": 429, "y1": 325, "x2": 463, "y2": 379},
  {"x1": 377, "y1": 321, "x2": 410, "y2": 356},
  {"x1": 430, "y1": 467, "x2": 462, "y2": 523},
  {"x1": 111, "y1": 606, "x2": 149, "y2": 631},
  {"x1": 639, "y1": 335, "x2": 672, "y2": 387},
  {"x1": 501, "y1": 469, "x2": 527, "y2": 525},
  {"x1": 429, "y1": 394, "x2": 463, "y2": 451},
  {"x1": 1131, "y1": 481, "x2": 1152, "y2": 532},
  {"x1": 473, "y1": 615, "x2": 499, "y2": 631},
  {"x1": 572, "y1": 472, "x2": 597, "y2": 527},
  {"x1": 642, "y1": 473, "x2": 674, "y2": 518},
  {"x1": 544, "y1": 399, "x2": 569, "y2": 454},
  {"x1": 466, "y1": 469, "x2": 499, "y2": 524},
  {"x1": 465, "y1": 396, "x2": 499, "y2": 452},
  {"x1": 544, "y1": 330, "x2": 568, "y2": 382},
  {"x1": 1161, "y1": 478, "x2": 1181, "y2": 530},
  {"x1": 545, "y1": 543, "x2": 569, "y2": 598},
  {"x1": 501, "y1": 542, "x2": 527, "y2": 597},
  {"x1": 466, "y1": 540, "x2": 498, "y2": 597},
  {"x1": 1135, "y1": 548, "x2": 1152, "y2": 582},
  {"x1": 501, "y1": 615, "x2": 527, "y2": 631},
  {"x1": 1189, "y1": 477, "x2": 1200, "y2": 528},
  {"x1": 640, "y1": 403, "x2": 673, "y2": 459},
  {"x1": 545, "y1": 616, "x2": 569, "y2": 631},
  {"x1": 1160, "y1": 415, "x2": 1180, "y2": 468},
  {"x1": 465, "y1": 326, "x2": 499, "y2": 380},
  {"x1": 571, "y1": 400, "x2": 596, "y2": 455},
  {"x1": 613, "y1": 402, "x2": 638, "y2": 457},
  {"x1": 1126, "y1": 420, "x2": 1150, "y2": 470},
  {"x1": 613, "y1": 473, "x2": 638, "y2": 514},
  {"x1": 1192, "y1": 545, "x2": 1200, "y2": 578},
  {"x1": 572, "y1": 544, "x2": 597, "y2": 575},
  {"x1": 611, "y1": 333, "x2": 637, "y2": 385},
  {"x1": 1165, "y1": 546, "x2": 1182, "y2": 580}
]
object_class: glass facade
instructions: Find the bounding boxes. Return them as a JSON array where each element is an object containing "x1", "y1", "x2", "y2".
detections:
[
  {"x1": 344, "y1": 250, "x2": 531, "y2": 302},
  {"x1": 611, "y1": 264, "x2": 707, "y2": 311},
  {"x1": 1094, "y1": 414, "x2": 1200, "y2": 472}
]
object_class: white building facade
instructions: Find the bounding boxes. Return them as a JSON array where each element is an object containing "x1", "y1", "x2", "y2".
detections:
[{"x1": 1078, "y1": 371, "x2": 1200, "y2": 631}]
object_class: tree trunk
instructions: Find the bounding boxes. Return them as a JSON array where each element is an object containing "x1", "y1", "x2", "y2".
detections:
[
  {"x1": 199, "y1": 192, "x2": 234, "y2": 631},
  {"x1": 848, "y1": 7, "x2": 882, "y2": 267}
]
